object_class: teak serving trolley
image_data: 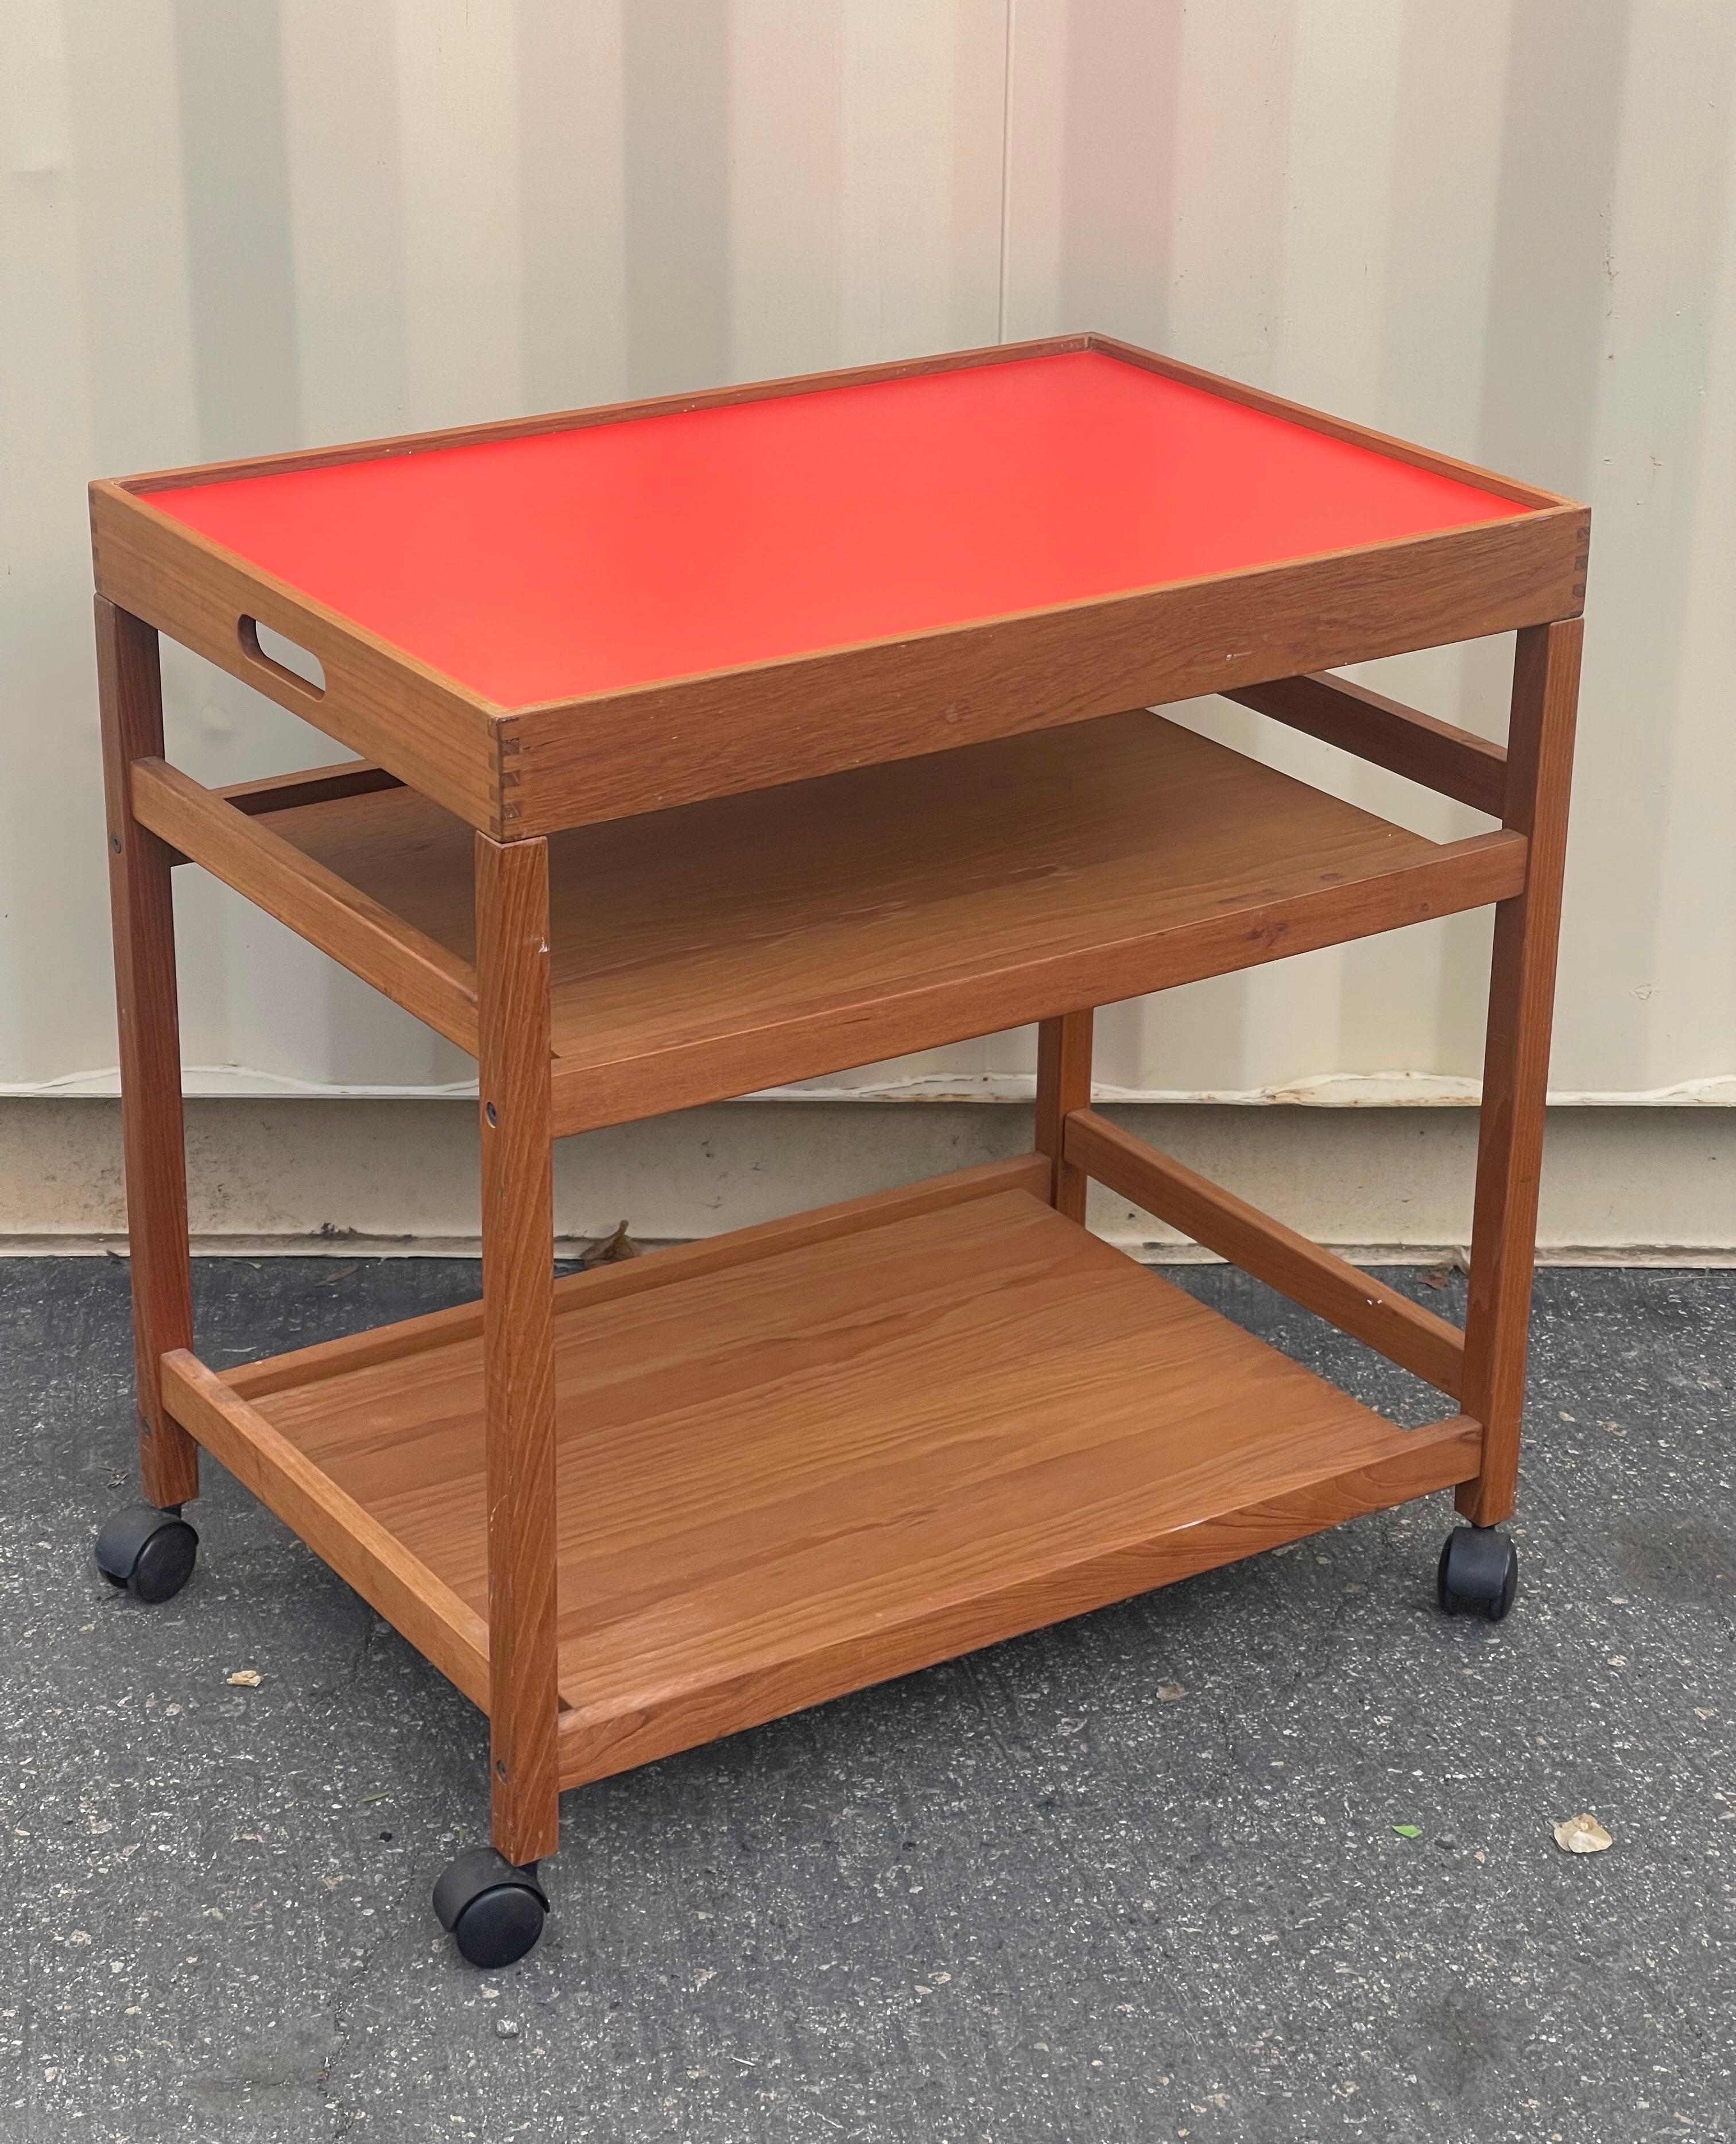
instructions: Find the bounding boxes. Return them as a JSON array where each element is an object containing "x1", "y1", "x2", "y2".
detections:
[{"x1": 91, "y1": 336, "x2": 1586, "y2": 1967}]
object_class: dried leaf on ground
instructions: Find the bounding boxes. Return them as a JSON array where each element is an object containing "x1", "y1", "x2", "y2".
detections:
[
  {"x1": 226, "y1": 1668, "x2": 262, "y2": 1688},
  {"x1": 1154, "y1": 1682, "x2": 1187, "y2": 1702},
  {"x1": 1553, "y1": 1812, "x2": 1613, "y2": 1854},
  {"x1": 579, "y1": 1219, "x2": 640, "y2": 1267}
]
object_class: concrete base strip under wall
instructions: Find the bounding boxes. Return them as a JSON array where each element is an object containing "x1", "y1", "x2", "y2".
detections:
[{"x1": 1, "y1": 1097, "x2": 1730, "y2": 1262}]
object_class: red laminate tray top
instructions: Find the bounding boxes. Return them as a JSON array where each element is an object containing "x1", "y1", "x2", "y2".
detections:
[{"x1": 148, "y1": 351, "x2": 1530, "y2": 710}]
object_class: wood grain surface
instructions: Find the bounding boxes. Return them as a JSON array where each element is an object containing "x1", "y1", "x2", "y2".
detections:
[
  {"x1": 162, "y1": 1349, "x2": 491, "y2": 1709},
  {"x1": 1063, "y1": 1107, "x2": 1467, "y2": 1397},
  {"x1": 474, "y1": 832, "x2": 561, "y2": 1862},
  {"x1": 1036, "y1": 1012, "x2": 1094, "y2": 1222},
  {"x1": 227, "y1": 1154, "x2": 1051, "y2": 1404},
  {"x1": 1458, "y1": 619, "x2": 1584, "y2": 1523},
  {"x1": 131, "y1": 757, "x2": 478, "y2": 1053},
  {"x1": 253, "y1": 710, "x2": 1526, "y2": 1136},
  {"x1": 1226, "y1": 669, "x2": 1510, "y2": 817},
  {"x1": 558, "y1": 1412, "x2": 1478, "y2": 1789},
  {"x1": 238, "y1": 1188, "x2": 1479, "y2": 1790},
  {"x1": 96, "y1": 600, "x2": 199, "y2": 1508}
]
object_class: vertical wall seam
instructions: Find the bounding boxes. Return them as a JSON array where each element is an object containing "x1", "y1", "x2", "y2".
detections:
[{"x1": 996, "y1": 0, "x2": 1015, "y2": 342}]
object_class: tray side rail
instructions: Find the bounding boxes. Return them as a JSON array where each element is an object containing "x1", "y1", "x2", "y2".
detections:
[
  {"x1": 1061, "y1": 1106, "x2": 1468, "y2": 1399},
  {"x1": 130, "y1": 757, "x2": 479, "y2": 1054},
  {"x1": 503, "y1": 510, "x2": 1587, "y2": 834}
]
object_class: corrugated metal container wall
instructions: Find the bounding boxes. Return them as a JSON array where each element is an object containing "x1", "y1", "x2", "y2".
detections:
[{"x1": 3, "y1": 1, "x2": 1732, "y2": 1109}]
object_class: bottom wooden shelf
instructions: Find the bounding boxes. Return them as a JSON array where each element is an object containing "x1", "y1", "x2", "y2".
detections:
[{"x1": 163, "y1": 1157, "x2": 1480, "y2": 1790}]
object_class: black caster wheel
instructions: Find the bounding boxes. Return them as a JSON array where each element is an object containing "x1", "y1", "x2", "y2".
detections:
[
  {"x1": 94, "y1": 1504, "x2": 199, "y2": 1604},
  {"x1": 1437, "y1": 1525, "x2": 1518, "y2": 1622},
  {"x1": 433, "y1": 1848, "x2": 548, "y2": 1968}
]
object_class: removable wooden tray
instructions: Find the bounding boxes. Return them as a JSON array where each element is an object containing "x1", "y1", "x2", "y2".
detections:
[
  {"x1": 162, "y1": 1160, "x2": 1479, "y2": 1789},
  {"x1": 92, "y1": 334, "x2": 1587, "y2": 838}
]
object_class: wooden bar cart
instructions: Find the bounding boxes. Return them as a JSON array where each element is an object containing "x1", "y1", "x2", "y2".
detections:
[{"x1": 90, "y1": 336, "x2": 1586, "y2": 1966}]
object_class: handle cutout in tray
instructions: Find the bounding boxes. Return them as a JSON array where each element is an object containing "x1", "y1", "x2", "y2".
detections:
[{"x1": 239, "y1": 617, "x2": 327, "y2": 697}]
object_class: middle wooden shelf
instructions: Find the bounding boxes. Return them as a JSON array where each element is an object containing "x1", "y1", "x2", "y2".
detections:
[{"x1": 146, "y1": 706, "x2": 1525, "y2": 1137}]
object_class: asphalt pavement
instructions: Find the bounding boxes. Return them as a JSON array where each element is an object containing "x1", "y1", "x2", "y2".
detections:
[{"x1": 2, "y1": 1255, "x2": 1731, "y2": 2143}]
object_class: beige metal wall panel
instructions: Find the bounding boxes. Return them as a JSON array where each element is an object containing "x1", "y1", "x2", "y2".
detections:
[
  {"x1": 981, "y1": 0, "x2": 1736, "y2": 1112},
  {"x1": 1, "y1": 0, "x2": 1731, "y2": 1114}
]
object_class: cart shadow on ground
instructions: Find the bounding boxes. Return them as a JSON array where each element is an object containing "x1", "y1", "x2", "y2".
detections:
[{"x1": 2, "y1": 1257, "x2": 1731, "y2": 2144}]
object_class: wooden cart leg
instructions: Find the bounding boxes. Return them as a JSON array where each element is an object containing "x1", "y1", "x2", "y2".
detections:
[
  {"x1": 1036, "y1": 1010, "x2": 1095, "y2": 1223},
  {"x1": 475, "y1": 831, "x2": 561, "y2": 1866},
  {"x1": 1458, "y1": 618, "x2": 1583, "y2": 1526},
  {"x1": 96, "y1": 598, "x2": 199, "y2": 1510}
]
